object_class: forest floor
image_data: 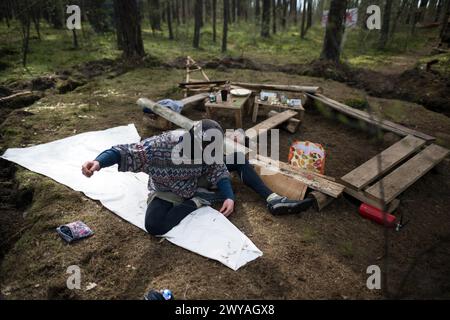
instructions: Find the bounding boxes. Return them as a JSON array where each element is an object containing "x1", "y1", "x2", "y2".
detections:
[
  {"x1": 1, "y1": 22, "x2": 450, "y2": 300},
  {"x1": 1, "y1": 64, "x2": 450, "y2": 299}
]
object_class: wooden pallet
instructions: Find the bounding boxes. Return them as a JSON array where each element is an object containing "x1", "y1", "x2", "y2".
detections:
[
  {"x1": 365, "y1": 144, "x2": 449, "y2": 203},
  {"x1": 341, "y1": 135, "x2": 449, "y2": 210}
]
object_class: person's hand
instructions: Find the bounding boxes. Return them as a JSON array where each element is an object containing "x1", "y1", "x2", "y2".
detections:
[
  {"x1": 220, "y1": 199, "x2": 234, "y2": 217},
  {"x1": 82, "y1": 160, "x2": 101, "y2": 178}
]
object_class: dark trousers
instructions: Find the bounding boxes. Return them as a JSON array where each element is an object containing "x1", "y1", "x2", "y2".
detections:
[{"x1": 145, "y1": 155, "x2": 273, "y2": 235}]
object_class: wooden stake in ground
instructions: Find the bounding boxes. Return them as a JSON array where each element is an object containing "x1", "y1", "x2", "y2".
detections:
[{"x1": 184, "y1": 56, "x2": 211, "y2": 97}]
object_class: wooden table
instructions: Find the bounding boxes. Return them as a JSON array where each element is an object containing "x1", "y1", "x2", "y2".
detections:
[
  {"x1": 252, "y1": 96, "x2": 305, "y2": 123},
  {"x1": 205, "y1": 91, "x2": 251, "y2": 128}
]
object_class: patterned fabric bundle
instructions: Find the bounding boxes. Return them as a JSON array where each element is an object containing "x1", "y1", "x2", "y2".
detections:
[
  {"x1": 288, "y1": 141, "x2": 326, "y2": 174},
  {"x1": 56, "y1": 221, "x2": 94, "y2": 243},
  {"x1": 112, "y1": 129, "x2": 230, "y2": 200}
]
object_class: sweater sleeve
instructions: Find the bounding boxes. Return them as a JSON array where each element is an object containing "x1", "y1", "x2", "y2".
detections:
[
  {"x1": 95, "y1": 149, "x2": 121, "y2": 168},
  {"x1": 217, "y1": 178, "x2": 235, "y2": 201}
]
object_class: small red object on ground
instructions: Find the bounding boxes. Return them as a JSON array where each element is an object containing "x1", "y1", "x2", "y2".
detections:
[{"x1": 358, "y1": 203, "x2": 397, "y2": 228}]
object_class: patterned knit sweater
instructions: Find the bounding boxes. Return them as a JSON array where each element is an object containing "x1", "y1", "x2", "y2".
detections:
[{"x1": 112, "y1": 129, "x2": 230, "y2": 199}]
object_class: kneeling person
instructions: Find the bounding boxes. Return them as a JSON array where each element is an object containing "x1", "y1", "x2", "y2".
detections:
[{"x1": 81, "y1": 120, "x2": 313, "y2": 236}]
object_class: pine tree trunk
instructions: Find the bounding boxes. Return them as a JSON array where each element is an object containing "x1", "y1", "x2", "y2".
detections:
[
  {"x1": 426, "y1": 0, "x2": 438, "y2": 22},
  {"x1": 232, "y1": 0, "x2": 236, "y2": 23},
  {"x1": 281, "y1": 0, "x2": 288, "y2": 29},
  {"x1": 418, "y1": 0, "x2": 430, "y2": 22},
  {"x1": 391, "y1": 0, "x2": 409, "y2": 38},
  {"x1": 113, "y1": 0, "x2": 146, "y2": 59},
  {"x1": 379, "y1": 0, "x2": 393, "y2": 49},
  {"x1": 113, "y1": 0, "x2": 124, "y2": 49},
  {"x1": 306, "y1": 0, "x2": 313, "y2": 29},
  {"x1": 172, "y1": 0, "x2": 180, "y2": 25},
  {"x1": 411, "y1": 0, "x2": 419, "y2": 35},
  {"x1": 261, "y1": 0, "x2": 271, "y2": 37},
  {"x1": 31, "y1": 3, "x2": 41, "y2": 40},
  {"x1": 222, "y1": 0, "x2": 229, "y2": 52},
  {"x1": 435, "y1": 0, "x2": 444, "y2": 22},
  {"x1": 272, "y1": 0, "x2": 277, "y2": 34},
  {"x1": 72, "y1": 29, "x2": 79, "y2": 49},
  {"x1": 358, "y1": 0, "x2": 370, "y2": 28},
  {"x1": 440, "y1": 0, "x2": 450, "y2": 39},
  {"x1": 193, "y1": 0, "x2": 202, "y2": 48},
  {"x1": 167, "y1": 0, "x2": 174, "y2": 40},
  {"x1": 256, "y1": 0, "x2": 261, "y2": 20},
  {"x1": 290, "y1": 0, "x2": 297, "y2": 23},
  {"x1": 320, "y1": 0, "x2": 347, "y2": 63},
  {"x1": 301, "y1": 0, "x2": 307, "y2": 38},
  {"x1": 148, "y1": 0, "x2": 162, "y2": 32},
  {"x1": 212, "y1": 0, "x2": 217, "y2": 42}
]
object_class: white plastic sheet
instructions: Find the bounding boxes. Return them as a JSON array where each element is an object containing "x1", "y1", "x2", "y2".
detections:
[{"x1": 1, "y1": 124, "x2": 262, "y2": 271}]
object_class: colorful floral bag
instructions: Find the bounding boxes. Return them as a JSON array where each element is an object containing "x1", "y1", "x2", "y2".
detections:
[{"x1": 288, "y1": 141, "x2": 326, "y2": 174}]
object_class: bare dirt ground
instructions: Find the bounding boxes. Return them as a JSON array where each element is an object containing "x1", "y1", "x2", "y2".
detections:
[{"x1": 0, "y1": 67, "x2": 449, "y2": 300}]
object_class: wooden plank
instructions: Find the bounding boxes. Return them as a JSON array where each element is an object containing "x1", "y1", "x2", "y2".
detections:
[
  {"x1": 341, "y1": 135, "x2": 427, "y2": 190},
  {"x1": 308, "y1": 191, "x2": 335, "y2": 211},
  {"x1": 250, "y1": 157, "x2": 344, "y2": 198},
  {"x1": 257, "y1": 154, "x2": 336, "y2": 181},
  {"x1": 307, "y1": 93, "x2": 436, "y2": 142},
  {"x1": 268, "y1": 110, "x2": 301, "y2": 133},
  {"x1": 253, "y1": 163, "x2": 307, "y2": 200},
  {"x1": 179, "y1": 80, "x2": 227, "y2": 88},
  {"x1": 232, "y1": 82, "x2": 323, "y2": 94},
  {"x1": 180, "y1": 93, "x2": 209, "y2": 109},
  {"x1": 365, "y1": 144, "x2": 449, "y2": 203},
  {"x1": 246, "y1": 110, "x2": 297, "y2": 140},
  {"x1": 344, "y1": 187, "x2": 400, "y2": 213}
]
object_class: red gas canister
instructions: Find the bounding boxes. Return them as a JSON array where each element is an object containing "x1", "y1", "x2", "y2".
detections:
[{"x1": 358, "y1": 203, "x2": 397, "y2": 228}]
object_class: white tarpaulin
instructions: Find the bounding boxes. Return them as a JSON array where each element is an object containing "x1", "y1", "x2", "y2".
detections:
[{"x1": 1, "y1": 124, "x2": 262, "y2": 271}]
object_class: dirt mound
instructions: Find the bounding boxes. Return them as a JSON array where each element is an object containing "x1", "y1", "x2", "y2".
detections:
[
  {"x1": 0, "y1": 159, "x2": 32, "y2": 262},
  {"x1": 168, "y1": 56, "x2": 265, "y2": 71},
  {"x1": 170, "y1": 55, "x2": 449, "y2": 117},
  {"x1": 0, "y1": 86, "x2": 12, "y2": 97},
  {"x1": 73, "y1": 58, "x2": 118, "y2": 79},
  {"x1": 394, "y1": 68, "x2": 450, "y2": 114}
]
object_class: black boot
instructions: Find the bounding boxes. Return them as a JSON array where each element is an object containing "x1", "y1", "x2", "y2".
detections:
[{"x1": 267, "y1": 197, "x2": 314, "y2": 216}]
